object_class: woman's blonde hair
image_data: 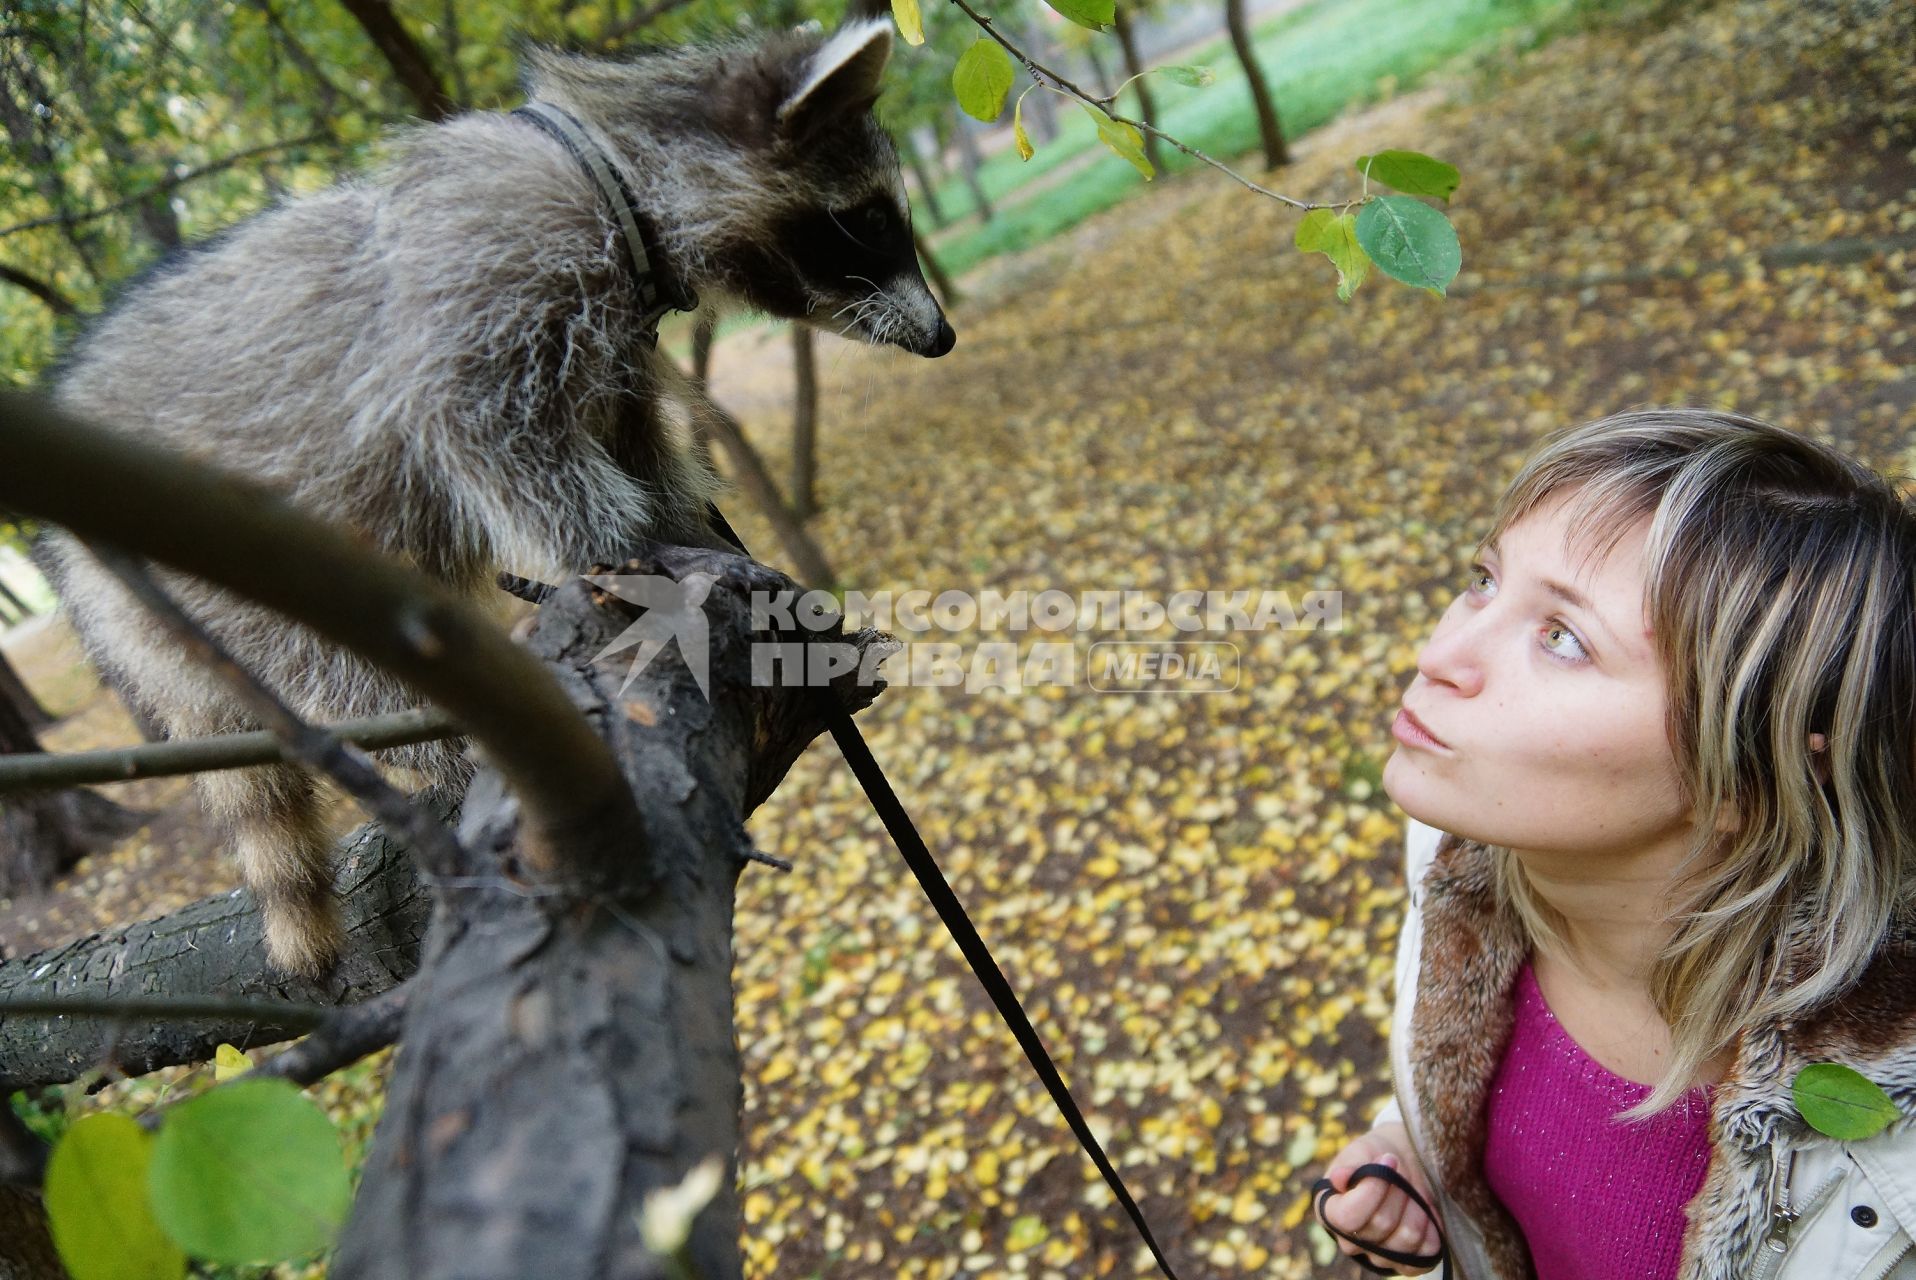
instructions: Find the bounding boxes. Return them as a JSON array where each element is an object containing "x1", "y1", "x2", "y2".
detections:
[{"x1": 1476, "y1": 406, "x2": 1916, "y2": 1119}]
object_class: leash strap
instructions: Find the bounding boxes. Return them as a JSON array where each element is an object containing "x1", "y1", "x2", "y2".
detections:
[
  {"x1": 510, "y1": 103, "x2": 698, "y2": 346},
  {"x1": 703, "y1": 503, "x2": 1185, "y2": 1280},
  {"x1": 1311, "y1": 1162, "x2": 1451, "y2": 1278}
]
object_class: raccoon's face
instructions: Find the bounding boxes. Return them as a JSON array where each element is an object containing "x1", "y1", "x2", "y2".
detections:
[{"x1": 695, "y1": 20, "x2": 956, "y2": 358}]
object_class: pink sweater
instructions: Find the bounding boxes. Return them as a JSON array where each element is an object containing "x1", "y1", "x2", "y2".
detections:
[{"x1": 1482, "y1": 959, "x2": 1715, "y2": 1280}]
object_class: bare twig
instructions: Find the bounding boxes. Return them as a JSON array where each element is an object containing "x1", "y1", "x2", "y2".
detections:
[
  {"x1": 257, "y1": 986, "x2": 410, "y2": 1086},
  {"x1": 82, "y1": 542, "x2": 468, "y2": 878},
  {"x1": 497, "y1": 571, "x2": 558, "y2": 605},
  {"x1": 943, "y1": 0, "x2": 1340, "y2": 211},
  {"x1": 0, "y1": 706, "x2": 457, "y2": 792}
]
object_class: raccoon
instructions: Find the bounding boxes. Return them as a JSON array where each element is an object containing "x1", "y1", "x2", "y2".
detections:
[{"x1": 40, "y1": 13, "x2": 952, "y2": 976}]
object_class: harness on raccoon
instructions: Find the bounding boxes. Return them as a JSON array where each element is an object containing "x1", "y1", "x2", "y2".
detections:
[{"x1": 514, "y1": 101, "x2": 1187, "y2": 1280}]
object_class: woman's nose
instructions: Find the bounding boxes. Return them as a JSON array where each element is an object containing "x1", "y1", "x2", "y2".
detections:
[{"x1": 1415, "y1": 606, "x2": 1486, "y2": 698}]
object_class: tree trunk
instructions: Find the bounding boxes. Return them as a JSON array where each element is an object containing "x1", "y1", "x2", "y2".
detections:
[
  {"x1": 1110, "y1": 10, "x2": 1164, "y2": 173},
  {"x1": 687, "y1": 310, "x2": 718, "y2": 472},
  {"x1": 914, "y1": 231, "x2": 960, "y2": 309},
  {"x1": 691, "y1": 398, "x2": 836, "y2": 588},
  {"x1": 790, "y1": 325, "x2": 817, "y2": 521},
  {"x1": 1226, "y1": 0, "x2": 1289, "y2": 168},
  {"x1": 0, "y1": 650, "x2": 52, "y2": 731},
  {"x1": 1017, "y1": 21, "x2": 1062, "y2": 142},
  {"x1": 901, "y1": 132, "x2": 947, "y2": 229},
  {"x1": 952, "y1": 117, "x2": 994, "y2": 224},
  {"x1": 0, "y1": 673, "x2": 148, "y2": 898},
  {"x1": 1081, "y1": 42, "x2": 1114, "y2": 97}
]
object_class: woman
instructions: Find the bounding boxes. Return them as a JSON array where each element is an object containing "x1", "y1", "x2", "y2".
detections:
[{"x1": 1314, "y1": 407, "x2": 1916, "y2": 1279}]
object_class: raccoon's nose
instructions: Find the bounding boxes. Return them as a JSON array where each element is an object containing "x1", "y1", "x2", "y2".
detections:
[{"x1": 925, "y1": 316, "x2": 956, "y2": 358}]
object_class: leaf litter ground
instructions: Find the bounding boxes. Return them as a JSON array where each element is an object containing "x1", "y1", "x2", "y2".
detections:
[{"x1": 2, "y1": 1, "x2": 1909, "y2": 1275}]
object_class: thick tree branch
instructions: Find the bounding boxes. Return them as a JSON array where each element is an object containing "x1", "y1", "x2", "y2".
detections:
[
  {"x1": 0, "y1": 263, "x2": 76, "y2": 316},
  {"x1": 0, "y1": 391, "x2": 643, "y2": 881},
  {"x1": 0, "y1": 792, "x2": 447, "y2": 1094},
  {"x1": 335, "y1": 0, "x2": 458, "y2": 121}
]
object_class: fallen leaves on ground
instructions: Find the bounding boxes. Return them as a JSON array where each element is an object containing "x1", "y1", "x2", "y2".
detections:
[{"x1": 9, "y1": 1, "x2": 1910, "y2": 1277}]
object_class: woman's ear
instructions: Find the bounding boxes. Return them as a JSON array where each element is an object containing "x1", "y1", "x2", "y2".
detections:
[{"x1": 1808, "y1": 731, "x2": 1830, "y2": 786}]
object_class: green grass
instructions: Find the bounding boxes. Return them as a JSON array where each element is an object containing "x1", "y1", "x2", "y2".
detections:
[{"x1": 923, "y1": 0, "x2": 1585, "y2": 275}]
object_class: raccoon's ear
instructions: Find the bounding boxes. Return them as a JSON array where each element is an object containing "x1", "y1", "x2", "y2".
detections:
[{"x1": 777, "y1": 18, "x2": 892, "y2": 143}]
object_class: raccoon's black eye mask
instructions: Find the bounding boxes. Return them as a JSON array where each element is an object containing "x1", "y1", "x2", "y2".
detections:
[{"x1": 824, "y1": 199, "x2": 906, "y2": 256}]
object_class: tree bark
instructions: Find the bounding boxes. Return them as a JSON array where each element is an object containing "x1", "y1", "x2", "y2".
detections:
[
  {"x1": 1225, "y1": 0, "x2": 1289, "y2": 169},
  {"x1": 791, "y1": 325, "x2": 817, "y2": 520},
  {"x1": 335, "y1": 0, "x2": 458, "y2": 122},
  {"x1": 331, "y1": 552, "x2": 887, "y2": 1279},
  {"x1": 1110, "y1": 9, "x2": 1165, "y2": 173},
  {"x1": 0, "y1": 793, "x2": 446, "y2": 1090}
]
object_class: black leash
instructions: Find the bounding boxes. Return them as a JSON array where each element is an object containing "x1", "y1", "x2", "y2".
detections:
[
  {"x1": 704, "y1": 503, "x2": 1185, "y2": 1280},
  {"x1": 1311, "y1": 1162, "x2": 1451, "y2": 1277}
]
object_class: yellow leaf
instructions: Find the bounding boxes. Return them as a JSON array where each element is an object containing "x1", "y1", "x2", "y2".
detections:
[
  {"x1": 890, "y1": 0, "x2": 925, "y2": 46},
  {"x1": 1014, "y1": 95, "x2": 1035, "y2": 162},
  {"x1": 1006, "y1": 1214, "x2": 1048, "y2": 1251},
  {"x1": 213, "y1": 1043, "x2": 253, "y2": 1082}
]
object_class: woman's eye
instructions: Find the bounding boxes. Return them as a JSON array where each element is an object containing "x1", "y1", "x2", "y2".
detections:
[
  {"x1": 1465, "y1": 563, "x2": 1495, "y2": 596},
  {"x1": 1542, "y1": 623, "x2": 1589, "y2": 663}
]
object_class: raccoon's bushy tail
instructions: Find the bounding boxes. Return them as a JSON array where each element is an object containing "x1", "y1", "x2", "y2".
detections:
[{"x1": 195, "y1": 762, "x2": 343, "y2": 977}]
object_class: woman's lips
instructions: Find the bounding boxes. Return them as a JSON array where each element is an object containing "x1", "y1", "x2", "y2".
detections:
[{"x1": 1392, "y1": 706, "x2": 1451, "y2": 751}]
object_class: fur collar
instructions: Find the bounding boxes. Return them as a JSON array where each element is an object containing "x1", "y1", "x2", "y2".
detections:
[{"x1": 1409, "y1": 832, "x2": 1916, "y2": 1280}]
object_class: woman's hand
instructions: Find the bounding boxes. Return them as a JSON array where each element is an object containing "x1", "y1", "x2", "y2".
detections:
[{"x1": 1315, "y1": 1122, "x2": 1442, "y2": 1276}]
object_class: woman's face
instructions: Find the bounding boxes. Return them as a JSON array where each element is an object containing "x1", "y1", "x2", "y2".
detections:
[{"x1": 1382, "y1": 487, "x2": 1694, "y2": 860}]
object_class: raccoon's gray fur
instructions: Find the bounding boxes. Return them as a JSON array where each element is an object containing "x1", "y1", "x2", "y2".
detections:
[{"x1": 40, "y1": 15, "x2": 952, "y2": 976}]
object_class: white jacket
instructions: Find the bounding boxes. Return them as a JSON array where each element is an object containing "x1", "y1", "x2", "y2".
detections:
[{"x1": 1366, "y1": 817, "x2": 1916, "y2": 1280}]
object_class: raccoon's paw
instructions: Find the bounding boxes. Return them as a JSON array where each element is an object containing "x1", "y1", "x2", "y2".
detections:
[{"x1": 262, "y1": 898, "x2": 346, "y2": 979}]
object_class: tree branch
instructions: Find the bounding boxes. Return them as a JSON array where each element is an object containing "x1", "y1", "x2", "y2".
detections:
[
  {"x1": 0, "y1": 390, "x2": 643, "y2": 881},
  {"x1": 943, "y1": 0, "x2": 1337, "y2": 210},
  {"x1": 82, "y1": 542, "x2": 466, "y2": 876},
  {"x1": 0, "y1": 707, "x2": 458, "y2": 792},
  {"x1": 0, "y1": 263, "x2": 76, "y2": 316},
  {"x1": 335, "y1": 0, "x2": 459, "y2": 120}
]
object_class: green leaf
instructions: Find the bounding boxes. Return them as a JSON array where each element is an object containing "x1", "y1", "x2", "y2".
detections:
[
  {"x1": 1353, "y1": 195, "x2": 1461, "y2": 297},
  {"x1": 891, "y1": 0, "x2": 925, "y2": 47},
  {"x1": 1156, "y1": 64, "x2": 1215, "y2": 88},
  {"x1": 45, "y1": 1113, "x2": 186, "y2": 1280},
  {"x1": 1081, "y1": 104, "x2": 1153, "y2": 180},
  {"x1": 1793, "y1": 1063, "x2": 1901, "y2": 1141},
  {"x1": 1013, "y1": 94, "x2": 1035, "y2": 162},
  {"x1": 148, "y1": 1078, "x2": 352, "y2": 1265},
  {"x1": 952, "y1": 40, "x2": 1015, "y2": 122},
  {"x1": 1042, "y1": 0, "x2": 1115, "y2": 31},
  {"x1": 1294, "y1": 209, "x2": 1372, "y2": 301},
  {"x1": 1354, "y1": 149, "x2": 1460, "y2": 201}
]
